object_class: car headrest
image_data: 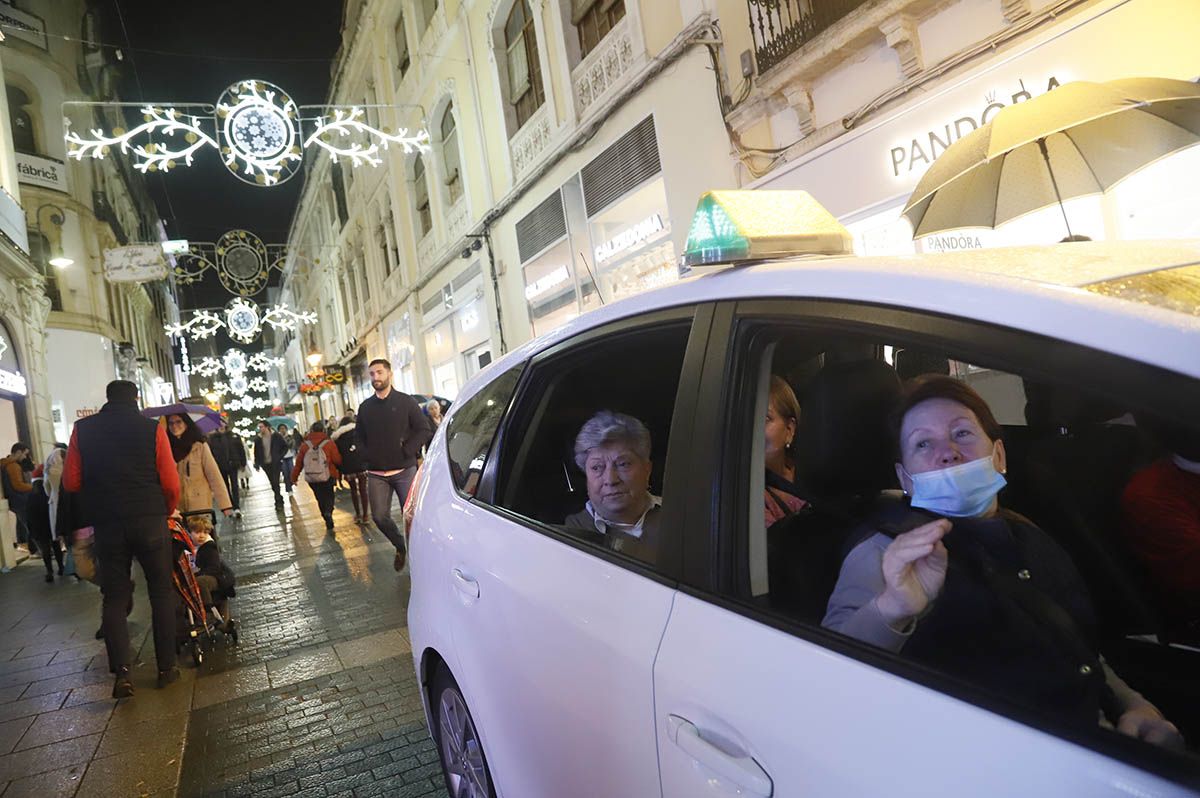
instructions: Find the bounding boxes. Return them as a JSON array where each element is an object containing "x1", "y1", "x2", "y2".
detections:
[
  {"x1": 894, "y1": 348, "x2": 951, "y2": 381},
  {"x1": 1023, "y1": 380, "x2": 1126, "y2": 433},
  {"x1": 796, "y1": 359, "x2": 901, "y2": 497}
]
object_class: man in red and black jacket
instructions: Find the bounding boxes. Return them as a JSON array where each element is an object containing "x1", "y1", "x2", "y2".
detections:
[{"x1": 64, "y1": 380, "x2": 181, "y2": 699}]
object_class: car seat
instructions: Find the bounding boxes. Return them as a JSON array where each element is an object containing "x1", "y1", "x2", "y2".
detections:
[
  {"x1": 1001, "y1": 380, "x2": 1161, "y2": 640},
  {"x1": 768, "y1": 359, "x2": 902, "y2": 622}
]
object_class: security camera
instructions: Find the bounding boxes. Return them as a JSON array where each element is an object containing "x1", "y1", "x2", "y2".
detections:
[{"x1": 461, "y1": 247, "x2": 472, "y2": 260}]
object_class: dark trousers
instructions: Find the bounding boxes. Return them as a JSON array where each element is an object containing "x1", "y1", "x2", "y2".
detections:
[
  {"x1": 345, "y1": 472, "x2": 369, "y2": 518},
  {"x1": 263, "y1": 462, "x2": 283, "y2": 503},
  {"x1": 95, "y1": 516, "x2": 176, "y2": 672},
  {"x1": 367, "y1": 469, "x2": 415, "y2": 552},
  {"x1": 220, "y1": 468, "x2": 240, "y2": 510},
  {"x1": 307, "y1": 479, "x2": 335, "y2": 525},
  {"x1": 9, "y1": 499, "x2": 28, "y2": 545},
  {"x1": 35, "y1": 536, "x2": 63, "y2": 576},
  {"x1": 280, "y1": 458, "x2": 294, "y2": 492}
]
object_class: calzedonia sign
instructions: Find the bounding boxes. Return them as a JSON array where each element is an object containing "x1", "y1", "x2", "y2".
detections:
[{"x1": 15, "y1": 153, "x2": 67, "y2": 193}]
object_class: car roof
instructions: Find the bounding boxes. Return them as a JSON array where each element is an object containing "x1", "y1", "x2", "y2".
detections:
[{"x1": 457, "y1": 240, "x2": 1200, "y2": 408}]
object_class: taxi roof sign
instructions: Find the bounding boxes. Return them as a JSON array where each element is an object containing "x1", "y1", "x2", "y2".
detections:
[{"x1": 680, "y1": 190, "x2": 853, "y2": 271}]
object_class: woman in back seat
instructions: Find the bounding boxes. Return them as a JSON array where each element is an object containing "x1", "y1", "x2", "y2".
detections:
[
  {"x1": 823, "y1": 376, "x2": 1182, "y2": 748},
  {"x1": 764, "y1": 376, "x2": 808, "y2": 527}
]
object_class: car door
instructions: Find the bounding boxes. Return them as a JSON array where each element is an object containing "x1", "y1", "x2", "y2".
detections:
[
  {"x1": 441, "y1": 306, "x2": 713, "y2": 797},
  {"x1": 653, "y1": 299, "x2": 1200, "y2": 797}
]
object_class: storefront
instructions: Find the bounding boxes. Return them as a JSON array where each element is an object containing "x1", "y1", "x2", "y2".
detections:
[
  {"x1": 0, "y1": 320, "x2": 30, "y2": 448},
  {"x1": 419, "y1": 261, "x2": 494, "y2": 400},
  {"x1": 752, "y1": 0, "x2": 1200, "y2": 253},
  {"x1": 385, "y1": 312, "x2": 417, "y2": 393},
  {"x1": 518, "y1": 115, "x2": 679, "y2": 338},
  {"x1": 45, "y1": 328, "x2": 114, "y2": 444}
]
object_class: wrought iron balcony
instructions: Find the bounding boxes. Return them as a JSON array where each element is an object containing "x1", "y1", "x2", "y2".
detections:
[{"x1": 749, "y1": 0, "x2": 872, "y2": 74}]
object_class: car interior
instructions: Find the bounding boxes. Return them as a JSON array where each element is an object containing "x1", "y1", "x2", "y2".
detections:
[{"x1": 750, "y1": 332, "x2": 1200, "y2": 748}]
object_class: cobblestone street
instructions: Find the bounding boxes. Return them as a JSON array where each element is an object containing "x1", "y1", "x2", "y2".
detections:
[{"x1": 0, "y1": 474, "x2": 445, "y2": 798}]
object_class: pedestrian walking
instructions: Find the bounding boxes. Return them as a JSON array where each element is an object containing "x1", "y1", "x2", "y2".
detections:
[
  {"x1": 290, "y1": 422, "x2": 342, "y2": 532},
  {"x1": 44, "y1": 443, "x2": 68, "y2": 541},
  {"x1": 253, "y1": 421, "x2": 289, "y2": 509},
  {"x1": 207, "y1": 422, "x2": 246, "y2": 517},
  {"x1": 63, "y1": 380, "x2": 181, "y2": 699},
  {"x1": 167, "y1": 414, "x2": 234, "y2": 518},
  {"x1": 279, "y1": 425, "x2": 296, "y2": 496},
  {"x1": 356, "y1": 358, "x2": 432, "y2": 572},
  {"x1": 331, "y1": 416, "x2": 369, "y2": 523},
  {"x1": 2, "y1": 443, "x2": 34, "y2": 554},
  {"x1": 26, "y1": 465, "x2": 63, "y2": 581}
]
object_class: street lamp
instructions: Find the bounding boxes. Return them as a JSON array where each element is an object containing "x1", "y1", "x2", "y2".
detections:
[
  {"x1": 34, "y1": 204, "x2": 73, "y2": 267},
  {"x1": 305, "y1": 350, "x2": 323, "y2": 369}
]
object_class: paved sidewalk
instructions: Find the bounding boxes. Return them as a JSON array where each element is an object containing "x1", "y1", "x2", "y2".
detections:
[{"x1": 0, "y1": 473, "x2": 444, "y2": 798}]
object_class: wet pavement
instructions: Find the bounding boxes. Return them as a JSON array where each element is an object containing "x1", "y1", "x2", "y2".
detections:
[{"x1": 0, "y1": 473, "x2": 445, "y2": 797}]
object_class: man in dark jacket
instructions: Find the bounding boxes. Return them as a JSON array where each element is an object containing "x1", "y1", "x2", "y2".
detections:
[
  {"x1": 63, "y1": 380, "x2": 181, "y2": 698},
  {"x1": 208, "y1": 422, "x2": 246, "y2": 517},
  {"x1": 253, "y1": 421, "x2": 289, "y2": 509},
  {"x1": 2, "y1": 442, "x2": 34, "y2": 552},
  {"x1": 356, "y1": 358, "x2": 432, "y2": 571},
  {"x1": 331, "y1": 417, "x2": 369, "y2": 523}
]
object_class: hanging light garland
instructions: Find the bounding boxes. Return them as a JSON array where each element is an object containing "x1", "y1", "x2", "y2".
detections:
[
  {"x1": 164, "y1": 298, "x2": 316, "y2": 343},
  {"x1": 65, "y1": 79, "x2": 430, "y2": 187}
]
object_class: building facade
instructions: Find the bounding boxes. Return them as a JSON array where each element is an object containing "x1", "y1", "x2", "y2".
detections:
[
  {"x1": 1, "y1": 0, "x2": 184, "y2": 451},
  {"x1": 280, "y1": 0, "x2": 1198, "y2": 410},
  {"x1": 278, "y1": 0, "x2": 738, "y2": 412}
]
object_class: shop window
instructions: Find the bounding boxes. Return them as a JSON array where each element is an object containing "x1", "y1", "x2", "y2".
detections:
[
  {"x1": 394, "y1": 13, "x2": 411, "y2": 77},
  {"x1": 28, "y1": 231, "x2": 62, "y2": 312},
  {"x1": 6, "y1": 85, "x2": 36, "y2": 154},
  {"x1": 493, "y1": 320, "x2": 693, "y2": 567},
  {"x1": 413, "y1": 156, "x2": 433, "y2": 238},
  {"x1": 574, "y1": 0, "x2": 626, "y2": 59},
  {"x1": 505, "y1": 0, "x2": 545, "y2": 131},
  {"x1": 440, "y1": 105, "x2": 463, "y2": 205}
]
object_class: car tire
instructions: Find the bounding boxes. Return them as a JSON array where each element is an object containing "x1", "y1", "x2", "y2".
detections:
[{"x1": 431, "y1": 664, "x2": 496, "y2": 798}]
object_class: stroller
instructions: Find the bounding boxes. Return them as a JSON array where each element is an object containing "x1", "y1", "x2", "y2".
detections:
[{"x1": 170, "y1": 510, "x2": 238, "y2": 668}]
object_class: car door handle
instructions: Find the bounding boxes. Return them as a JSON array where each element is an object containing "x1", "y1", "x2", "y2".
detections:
[
  {"x1": 451, "y1": 568, "x2": 480, "y2": 599},
  {"x1": 667, "y1": 715, "x2": 772, "y2": 797}
]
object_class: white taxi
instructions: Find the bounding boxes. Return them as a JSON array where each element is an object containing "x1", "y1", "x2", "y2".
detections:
[{"x1": 407, "y1": 191, "x2": 1200, "y2": 797}]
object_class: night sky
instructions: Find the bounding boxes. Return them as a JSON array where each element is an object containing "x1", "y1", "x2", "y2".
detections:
[{"x1": 100, "y1": 0, "x2": 343, "y2": 312}]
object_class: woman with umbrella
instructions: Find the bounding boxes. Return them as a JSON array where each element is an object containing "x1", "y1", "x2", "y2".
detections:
[{"x1": 166, "y1": 413, "x2": 233, "y2": 519}]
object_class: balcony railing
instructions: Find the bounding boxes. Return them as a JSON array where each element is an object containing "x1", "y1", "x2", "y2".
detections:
[{"x1": 749, "y1": 0, "x2": 872, "y2": 74}]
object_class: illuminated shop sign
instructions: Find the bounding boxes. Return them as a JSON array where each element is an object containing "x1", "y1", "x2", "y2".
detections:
[
  {"x1": 524, "y1": 265, "x2": 570, "y2": 300},
  {"x1": 0, "y1": 333, "x2": 25, "y2": 396},
  {"x1": 594, "y1": 214, "x2": 665, "y2": 264}
]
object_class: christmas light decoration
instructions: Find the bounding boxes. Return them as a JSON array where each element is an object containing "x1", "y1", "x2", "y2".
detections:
[
  {"x1": 165, "y1": 300, "x2": 316, "y2": 343},
  {"x1": 164, "y1": 310, "x2": 223, "y2": 340},
  {"x1": 222, "y1": 348, "x2": 249, "y2": 374},
  {"x1": 172, "y1": 230, "x2": 287, "y2": 297},
  {"x1": 262, "y1": 304, "x2": 317, "y2": 332},
  {"x1": 65, "y1": 79, "x2": 431, "y2": 187},
  {"x1": 247, "y1": 376, "x2": 272, "y2": 393},
  {"x1": 191, "y1": 357, "x2": 223, "y2": 378},
  {"x1": 247, "y1": 352, "x2": 284, "y2": 372}
]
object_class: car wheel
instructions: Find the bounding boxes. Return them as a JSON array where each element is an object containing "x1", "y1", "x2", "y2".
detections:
[{"x1": 431, "y1": 665, "x2": 495, "y2": 798}]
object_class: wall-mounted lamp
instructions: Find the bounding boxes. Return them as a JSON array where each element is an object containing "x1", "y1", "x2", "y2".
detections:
[
  {"x1": 305, "y1": 350, "x2": 323, "y2": 369},
  {"x1": 35, "y1": 204, "x2": 73, "y2": 267}
]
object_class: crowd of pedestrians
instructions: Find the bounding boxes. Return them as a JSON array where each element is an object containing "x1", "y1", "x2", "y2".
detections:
[{"x1": 2, "y1": 364, "x2": 436, "y2": 701}]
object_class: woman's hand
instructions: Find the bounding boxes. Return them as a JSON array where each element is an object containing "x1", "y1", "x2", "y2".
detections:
[
  {"x1": 1117, "y1": 704, "x2": 1186, "y2": 750},
  {"x1": 875, "y1": 519, "x2": 951, "y2": 629}
]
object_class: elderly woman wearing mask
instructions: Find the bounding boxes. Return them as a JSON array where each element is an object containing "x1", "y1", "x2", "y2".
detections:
[
  {"x1": 824, "y1": 375, "x2": 1182, "y2": 749},
  {"x1": 564, "y1": 410, "x2": 661, "y2": 562}
]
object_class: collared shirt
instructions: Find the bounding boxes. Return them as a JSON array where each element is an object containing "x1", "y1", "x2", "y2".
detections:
[{"x1": 580, "y1": 494, "x2": 662, "y2": 538}]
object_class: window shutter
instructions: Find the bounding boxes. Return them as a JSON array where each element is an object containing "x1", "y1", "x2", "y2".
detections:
[{"x1": 581, "y1": 116, "x2": 660, "y2": 217}]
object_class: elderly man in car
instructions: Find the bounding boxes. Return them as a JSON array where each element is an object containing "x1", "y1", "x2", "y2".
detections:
[{"x1": 564, "y1": 410, "x2": 662, "y2": 562}]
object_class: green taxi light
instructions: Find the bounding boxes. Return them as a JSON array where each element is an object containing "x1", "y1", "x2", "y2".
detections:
[{"x1": 680, "y1": 190, "x2": 853, "y2": 271}]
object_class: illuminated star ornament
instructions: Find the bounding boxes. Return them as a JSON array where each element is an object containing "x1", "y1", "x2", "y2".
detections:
[{"x1": 65, "y1": 79, "x2": 431, "y2": 186}]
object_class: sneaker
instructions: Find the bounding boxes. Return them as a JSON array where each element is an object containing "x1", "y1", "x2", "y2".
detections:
[
  {"x1": 44, "y1": 573, "x2": 53, "y2": 583},
  {"x1": 156, "y1": 666, "x2": 180, "y2": 689},
  {"x1": 393, "y1": 549, "x2": 406, "y2": 572},
  {"x1": 233, "y1": 509, "x2": 243, "y2": 519},
  {"x1": 112, "y1": 668, "x2": 134, "y2": 699}
]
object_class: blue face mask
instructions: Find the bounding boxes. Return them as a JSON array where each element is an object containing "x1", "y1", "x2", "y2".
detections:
[{"x1": 903, "y1": 451, "x2": 1006, "y2": 518}]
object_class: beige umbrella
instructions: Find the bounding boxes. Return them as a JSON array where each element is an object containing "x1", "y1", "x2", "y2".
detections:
[{"x1": 902, "y1": 77, "x2": 1200, "y2": 239}]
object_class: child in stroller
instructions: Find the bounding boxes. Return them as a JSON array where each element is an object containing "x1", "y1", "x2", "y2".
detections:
[
  {"x1": 186, "y1": 512, "x2": 237, "y2": 638},
  {"x1": 170, "y1": 512, "x2": 237, "y2": 667}
]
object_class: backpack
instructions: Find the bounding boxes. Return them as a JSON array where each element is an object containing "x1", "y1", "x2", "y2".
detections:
[
  {"x1": 302, "y1": 439, "x2": 332, "y2": 483},
  {"x1": 0, "y1": 460, "x2": 11, "y2": 501}
]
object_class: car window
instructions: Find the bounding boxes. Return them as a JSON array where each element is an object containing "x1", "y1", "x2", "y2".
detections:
[
  {"x1": 490, "y1": 320, "x2": 693, "y2": 568},
  {"x1": 445, "y1": 363, "x2": 524, "y2": 497},
  {"x1": 719, "y1": 312, "x2": 1200, "y2": 771}
]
